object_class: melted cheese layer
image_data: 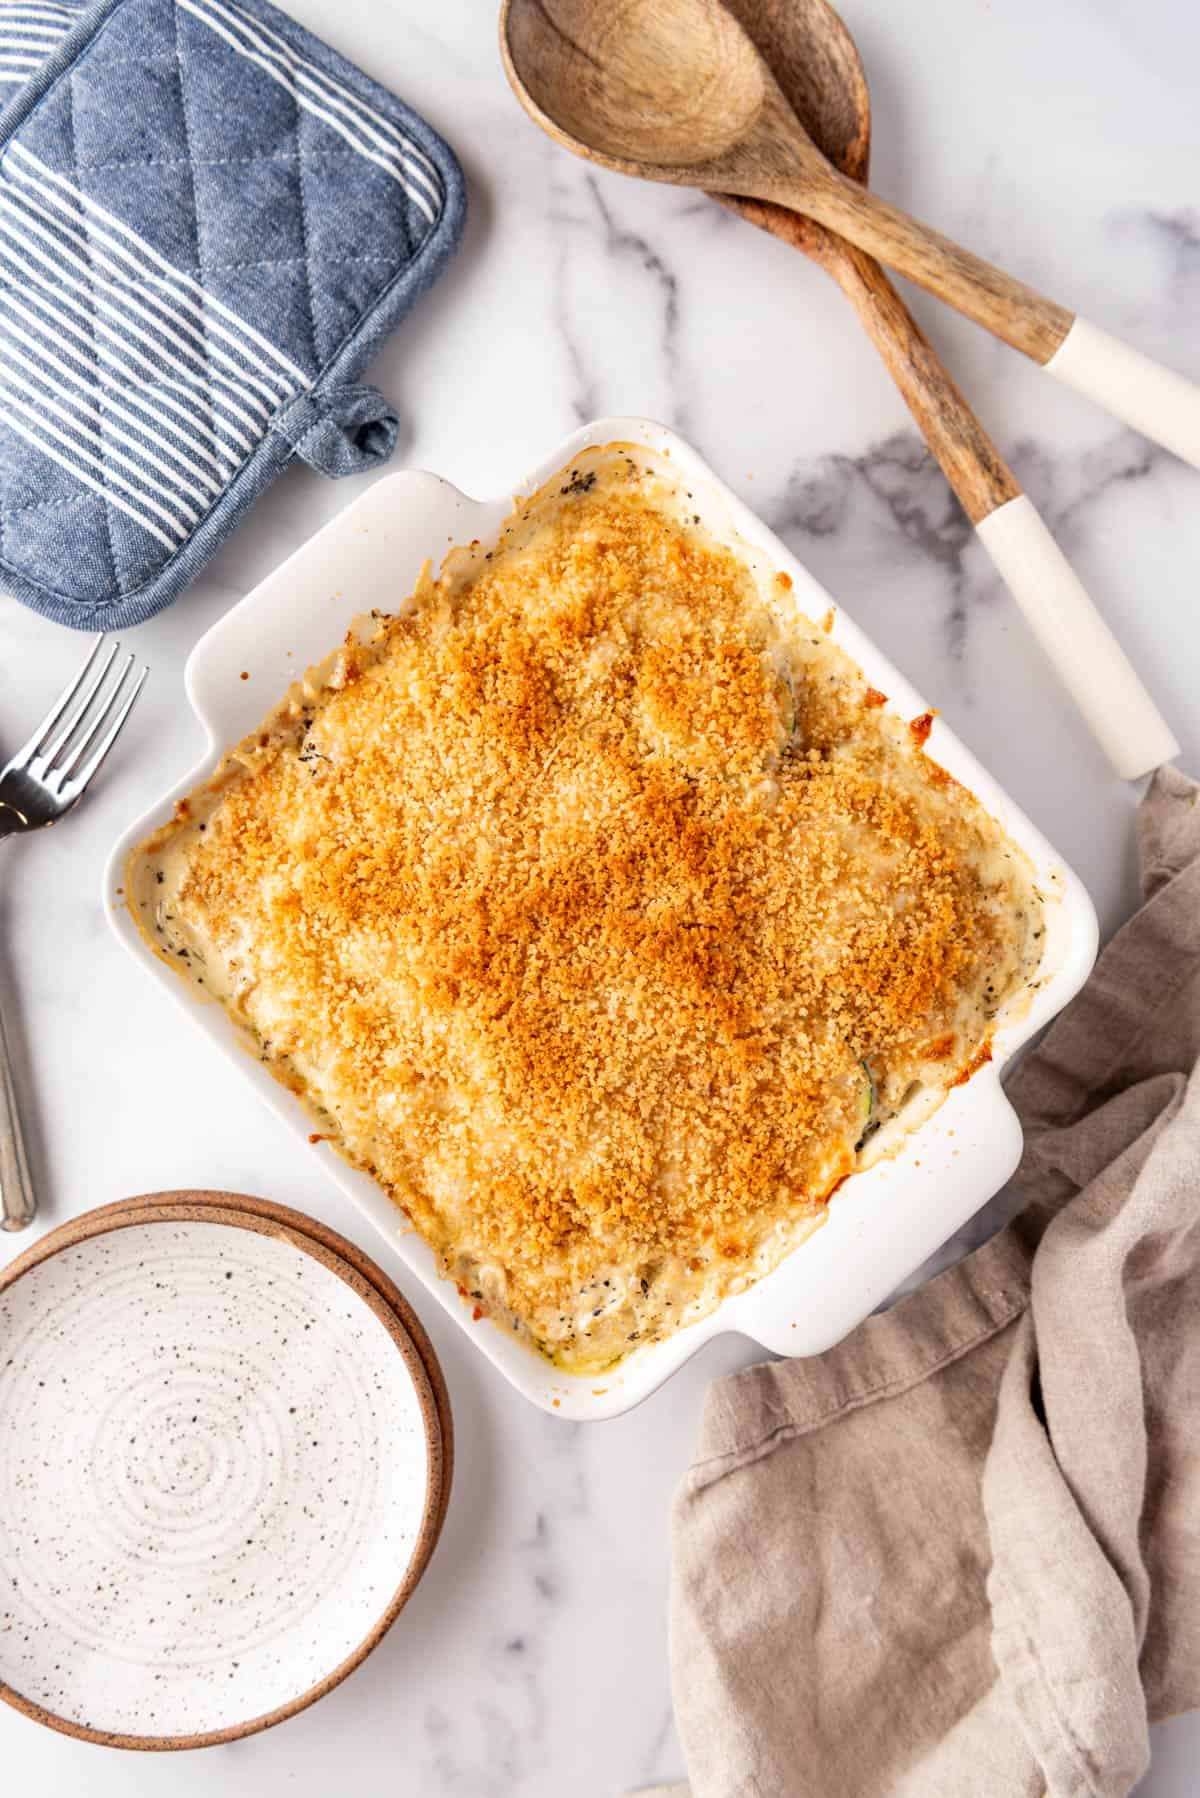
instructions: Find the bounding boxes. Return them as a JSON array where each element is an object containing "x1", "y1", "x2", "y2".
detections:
[{"x1": 129, "y1": 446, "x2": 1043, "y2": 1373}]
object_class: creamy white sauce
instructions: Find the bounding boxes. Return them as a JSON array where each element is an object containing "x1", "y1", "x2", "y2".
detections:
[{"x1": 127, "y1": 444, "x2": 1045, "y2": 1375}]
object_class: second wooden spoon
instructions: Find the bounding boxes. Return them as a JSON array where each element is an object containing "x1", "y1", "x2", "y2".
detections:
[
  {"x1": 501, "y1": 0, "x2": 1180, "y2": 778},
  {"x1": 715, "y1": 0, "x2": 1019, "y2": 529},
  {"x1": 501, "y1": 0, "x2": 1200, "y2": 475}
]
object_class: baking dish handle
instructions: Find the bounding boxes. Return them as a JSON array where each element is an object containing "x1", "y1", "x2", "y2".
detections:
[{"x1": 736, "y1": 1072, "x2": 1026, "y2": 1361}]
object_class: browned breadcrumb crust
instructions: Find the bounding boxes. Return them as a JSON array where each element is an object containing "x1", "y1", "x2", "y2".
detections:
[{"x1": 160, "y1": 459, "x2": 1032, "y2": 1356}]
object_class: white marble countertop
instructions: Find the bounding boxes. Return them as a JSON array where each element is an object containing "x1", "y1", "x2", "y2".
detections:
[{"x1": 2, "y1": 0, "x2": 1198, "y2": 1791}]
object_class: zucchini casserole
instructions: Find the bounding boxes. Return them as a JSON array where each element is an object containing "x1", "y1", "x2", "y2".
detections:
[{"x1": 129, "y1": 445, "x2": 1044, "y2": 1374}]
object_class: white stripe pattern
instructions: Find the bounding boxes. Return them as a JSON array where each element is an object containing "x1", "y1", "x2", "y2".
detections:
[
  {"x1": 206, "y1": 0, "x2": 442, "y2": 196},
  {"x1": 3, "y1": 182, "x2": 290, "y2": 411},
  {"x1": 0, "y1": 144, "x2": 309, "y2": 549},
  {"x1": 178, "y1": 0, "x2": 442, "y2": 224},
  {"x1": 0, "y1": 0, "x2": 77, "y2": 87},
  {"x1": 0, "y1": 58, "x2": 48, "y2": 87},
  {"x1": 0, "y1": 384, "x2": 185, "y2": 548},
  {"x1": 0, "y1": 355, "x2": 200, "y2": 531},
  {"x1": 0, "y1": 188, "x2": 273, "y2": 438},
  {"x1": 0, "y1": 286, "x2": 236, "y2": 481},
  {"x1": 0, "y1": 312, "x2": 222, "y2": 499},
  {"x1": 0, "y1": 400, "x2": 179, "y2": 549},
  {"x1": 0, "y1": 200, "x2": 261, "y2": 459},
  {"x1": 9, "y1": 144, "x2": 310, "y2": 389}
]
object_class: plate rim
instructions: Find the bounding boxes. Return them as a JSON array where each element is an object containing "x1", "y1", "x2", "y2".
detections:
[{"x1": 0, "y1": 1195, "x2": 450, "y2": 1751}]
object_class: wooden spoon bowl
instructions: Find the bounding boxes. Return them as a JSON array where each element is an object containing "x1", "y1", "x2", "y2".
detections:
[
  {"x1": 499, "y1": 0, "x2": 1072, "y2": 358},
  {"x1": 502, "y1": 0, "x2": 766, "y2": 168},
  {"x1": 715, "y1": 0, "x2": 1016, "y2": 520},
  {"x1": 715, "y1": 0, "x2": 870, "y2": 265}
]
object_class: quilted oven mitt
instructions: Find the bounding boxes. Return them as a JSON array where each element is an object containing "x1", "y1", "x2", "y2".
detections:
[{"x1": 0, "y1": 0, "x2": 466, "y2": 629}]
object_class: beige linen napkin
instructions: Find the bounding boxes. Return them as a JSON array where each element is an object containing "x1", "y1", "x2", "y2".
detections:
[{"x1": 648, "y1": 767, "x2": 1200, "y2": 1798}]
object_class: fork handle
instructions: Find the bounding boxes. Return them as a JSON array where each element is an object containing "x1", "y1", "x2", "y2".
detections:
[{"x1": 0, "y1": 994, "x2": 36, "y2": 1231}]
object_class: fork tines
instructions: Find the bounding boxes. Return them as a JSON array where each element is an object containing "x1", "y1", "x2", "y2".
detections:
[{"x1": 14, "y1": 635, "x2": 149, "y2": 799}]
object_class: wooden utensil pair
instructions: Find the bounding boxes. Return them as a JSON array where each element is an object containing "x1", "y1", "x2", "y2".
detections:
[{"x1": 501, "y1": 0, "x2": 1190, "y2": 779}]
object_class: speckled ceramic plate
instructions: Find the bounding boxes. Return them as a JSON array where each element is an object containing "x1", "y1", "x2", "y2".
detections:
[{"x1": 0, "y1": 1196, "x2": 448, "y2": 1749}]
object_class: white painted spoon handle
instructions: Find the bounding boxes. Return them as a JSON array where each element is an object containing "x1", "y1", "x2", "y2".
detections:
[
  {"x1": 976, "y1": 495, "x2": 1178, "y2": 780},
  {"x1": 1047, "y1": 319, "x2": 1200, "y2": 470},
  {"x1": 792, "y1": 171, "x2": 1200, "y2": 469}
]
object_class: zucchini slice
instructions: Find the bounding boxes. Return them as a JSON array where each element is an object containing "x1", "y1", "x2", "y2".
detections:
[
  {"x1": 776, "y1": 663, "x2": 799, "y2": 745},
  {"x1": 855, "y1": 1061, "x2": 876, "y2": 1147}
]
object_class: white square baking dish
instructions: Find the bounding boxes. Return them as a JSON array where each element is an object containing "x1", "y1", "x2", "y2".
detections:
[{"x1": 105, "y1": 418, "x2": 1099, "y2": 1420}]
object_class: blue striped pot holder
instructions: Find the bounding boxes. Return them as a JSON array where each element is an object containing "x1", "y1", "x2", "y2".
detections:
[
  {"x1": 0, "y1": 2, "x2": 86, "y2": 104},
  {"x1": 0, "y1": 0, "x2": 466, "y2": 629}
]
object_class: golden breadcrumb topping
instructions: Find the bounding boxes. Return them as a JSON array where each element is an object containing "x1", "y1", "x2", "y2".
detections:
[{"x1": 130, "y1": 447, "x2": 1040, "y2": 1371}]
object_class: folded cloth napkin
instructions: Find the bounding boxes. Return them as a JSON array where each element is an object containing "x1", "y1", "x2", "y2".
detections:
[{"x1": 646, "y1": 767, "x2": 1200, "y2": 1798}]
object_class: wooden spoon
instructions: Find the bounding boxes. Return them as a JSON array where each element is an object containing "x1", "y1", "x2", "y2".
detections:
[
  {"x1": 500, "y1": 0, "x2": 1200, "y2": 475},
  {"x1": 715, "y1": 0, "x2": 1018, "y2": 527},
  {"x1": 501, "y1": 0, "x2": 1181, "y2": 779}
]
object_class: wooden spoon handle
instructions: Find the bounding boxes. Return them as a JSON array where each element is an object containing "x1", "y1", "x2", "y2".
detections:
[
  {"x1": 800, "y1": 174, "x2": 1072, "y2": 360},
  {"x1": 821, "y1": 240, "x2": 1018, "y2": 523},
  {"x1": 800, "y1": 175, "x2": 1200, "y2": 469},
  {"x1": 793, "y1": 239, "x2": 1176, "y2": 775}
]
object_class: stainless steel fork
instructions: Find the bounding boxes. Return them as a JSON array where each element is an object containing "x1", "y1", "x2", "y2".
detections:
[{"x1": 0, "y1": 637, "x2": 149, "y2": 1230}]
